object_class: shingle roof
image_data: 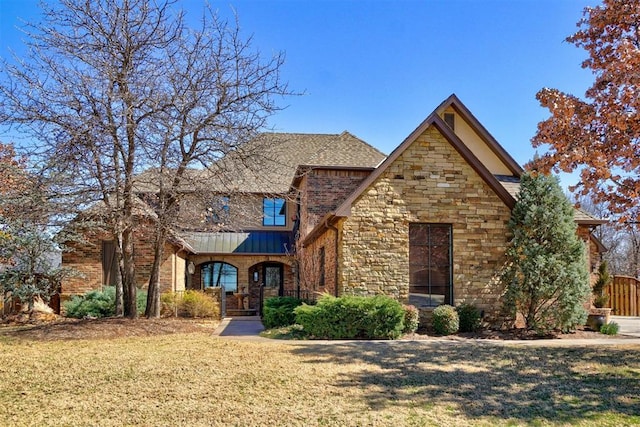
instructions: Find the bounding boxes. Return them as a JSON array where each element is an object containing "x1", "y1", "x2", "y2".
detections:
[
  {"x1": 208, "y1": 131, "x2": 386, "y2": 194},
  {"x1": 134, "y1": 132, "x2": 386, "y2": 195},
  {"x1": 181, "y1": 231, "x2": 292, "y2": 254},
  {"x1": 494, "y1": 175, "x2": 607, "y2": 225}
]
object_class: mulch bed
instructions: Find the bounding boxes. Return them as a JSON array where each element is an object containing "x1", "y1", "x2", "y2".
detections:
[
  {"x1": 405, "y1": 325, "x2": 632, "y2": 341},
  {"x1": 0, "y1": 314, "x2": 632, "y2": 342}
]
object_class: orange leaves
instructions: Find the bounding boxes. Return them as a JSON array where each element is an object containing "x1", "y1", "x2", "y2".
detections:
[{"x1": 531, "y1": 0, "x2": 640, "y2": 223}]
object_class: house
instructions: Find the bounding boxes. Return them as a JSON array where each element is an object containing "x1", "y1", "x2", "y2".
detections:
[
  {"x1": 62, "y1": 94, "x2": 605, "y2": 320},
  {"x1": 62, "y1": 131, "x2": 386, "y2": 313}
]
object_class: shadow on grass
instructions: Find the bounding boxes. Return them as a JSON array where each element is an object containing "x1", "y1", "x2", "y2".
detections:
[{"x1": 291, "y1": 342, "x2": 640, "y2": 423}]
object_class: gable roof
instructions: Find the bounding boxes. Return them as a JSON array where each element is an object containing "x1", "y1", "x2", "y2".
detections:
[
  {"x1": 335, "y1": 95, "x2": 518, "y2": 216},
  {"x1": 206, "y1": 131, "x2": 386, "y2": 194},
  {"x1": 434, "y1": 94, "x2": 523, "y2": 176}
]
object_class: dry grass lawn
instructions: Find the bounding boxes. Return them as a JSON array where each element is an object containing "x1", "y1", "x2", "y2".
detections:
[{"x1": 1, "y1": 319, "x2": 639, "y2": 426}]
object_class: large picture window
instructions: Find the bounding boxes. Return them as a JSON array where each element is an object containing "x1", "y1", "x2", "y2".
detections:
[
  {"x1": 201, "y1": 262, "x2": 237, "y2": 293},
  {"x1": 409, "y1": 223, "x2": 453, "y2": 307},
  {"x1": 263, "y1": 198, "x2": 286, "y2": 226}
]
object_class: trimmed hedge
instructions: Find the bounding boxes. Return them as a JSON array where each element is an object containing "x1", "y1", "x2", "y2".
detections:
[
  {"x1": 262, "y1": 296, "x2": 311, "y2": 329},
  {"x1": 457, "y1": 303, "x2": 481, "y2": 332},
  {"x1": 432, "y1": 304, "x2": 459, "y2": 335},
  {"x1": 294, "y1": 294, "x2": 405, "y2": 339}
]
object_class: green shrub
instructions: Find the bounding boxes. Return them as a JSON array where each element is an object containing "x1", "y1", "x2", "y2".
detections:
[
  {"x1": 262, "y1": 296, "x2": 310, "y2": 329},
  {"x1": 457, "y1": 303, "x2": 481, "y2": 332},
  {"x1": 64, "y1": 286, "x2": 148, "y2": 318},
  {"x1": 432, "y1": 304, "x2": 459, "y2": 335},
  {"x1": 599, "y1": 322, "x2": 619, "y2": 335},
  {"x1": 64, "y1": 287, "x2": 116, "y2": 318},
  {"x1": 136, "y1": 288, "x2": 147, "y2": 314},
  {"x1": 160, "y1": 292, "x2": 180, "y2": 317},
  {"x1": 179, "y1": 290, "x2": 219, "y2": 318},
  {"x1": 294, "y1": 294, "x2": 405, "y2": 340},
  {"x1": 402, "y1": 304, "x2": 419, "y2": 334}
]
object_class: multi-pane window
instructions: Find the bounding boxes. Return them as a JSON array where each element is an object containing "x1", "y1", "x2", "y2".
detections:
[
  {"x1": 409, "y1": 223, "x2": 453, "y2": 307},
  {"x1": 201, "y1": 262, "x2": 237, "y2": 293},
  {"x1": 263, "y1": 198, "x2": 286, "y2": 226},
  {"x1": 206, "y1": 196, "x2": 230, "y2": 224}
]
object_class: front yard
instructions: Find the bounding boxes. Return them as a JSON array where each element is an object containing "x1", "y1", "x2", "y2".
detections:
[{"x1": 1, "y1": 319, "x2": 639, "y2": 426}]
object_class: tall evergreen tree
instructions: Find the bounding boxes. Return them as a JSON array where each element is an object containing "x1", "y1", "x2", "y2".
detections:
[{"x1": 501, "y1": 173, "x2": 591, "y2": 333}]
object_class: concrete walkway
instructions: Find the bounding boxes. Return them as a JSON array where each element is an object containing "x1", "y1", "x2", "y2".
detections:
[
  {"x1": 212, "y1": 315, "x2": 640, "y2": 346},
  {"x1": 212, "y1": 316, "x2": 269, "y2": 341},
  {"x1": 611, "y1": 315, "x2": 640, "y2": 337}
]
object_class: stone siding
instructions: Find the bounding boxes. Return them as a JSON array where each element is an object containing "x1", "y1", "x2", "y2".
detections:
[
  {"x1": 339, "y1": 125, "x2": 512, "y2": 320},
  {"x1": 187, "y1": 254, "x2": 295, "y2": 311}
]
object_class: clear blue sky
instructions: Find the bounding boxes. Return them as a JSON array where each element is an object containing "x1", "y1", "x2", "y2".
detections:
[{"x1": 1, "y1": 0, "x2": 597, "y2": 178}]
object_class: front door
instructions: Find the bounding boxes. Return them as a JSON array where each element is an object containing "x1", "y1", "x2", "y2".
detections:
[{"x1": 264, "y1": 263, "x2": 284, "y2": 296}]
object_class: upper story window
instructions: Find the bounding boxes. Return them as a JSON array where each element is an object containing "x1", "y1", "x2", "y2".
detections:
[
  {"x1": 263, "y1": 197, "x2": 286, "y2": 226},
  {"x1": 206, "y1": 196, "x2": 230, "y2": 224},
  {"x1": 443, "y1": 112, "x2": 455, "y2": 130}
]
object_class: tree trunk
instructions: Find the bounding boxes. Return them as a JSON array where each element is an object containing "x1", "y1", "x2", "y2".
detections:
[
  {"x1": 114, "y1": 231, "x2": 124, "y2": 316},
  {"x1": 122, "y1": 227, "x2": 137, "y2": 318},
  {"x1": 145, "y1": 233, "x2": 165, "y2": 318}
]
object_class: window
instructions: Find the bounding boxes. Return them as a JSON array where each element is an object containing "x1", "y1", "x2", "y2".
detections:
[
  {"x1": 206, "y1": 196, "x2": 230, "y2": 224},
  {"x1": 409, "y1": 223, "x2": 453, "y2": 307},
  {"x1": 263, "y1": 197, "x2": 286, "y2": 226},
  {"x1": 201, "y1": 262, "x2": 237, "y2": 293},
  {"x1": 443, "y1": 112, "x2": 455, "y2": 130},
  {"x1": 264, "y1": 264, "x2": 284, "y2": 296}
]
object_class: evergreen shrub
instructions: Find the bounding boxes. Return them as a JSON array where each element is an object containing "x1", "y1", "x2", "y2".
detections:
[
  {"x1": 64, "y1": 286, "x2": 147, "y2": 318},
  {"x1": 294, "y1": 294, "x2": 405, "y2": 339},
  {"x1": 501, "y1": 173, "x2": 591, "y2": 334},
  {"x1": 431, "y1": 304, "x2": 459, "y2": 335},
  {"x1": 457, "y1": 303, "x2": 481, "y2": 332},
  {"x1": 262, "y1": 296, "x2": 310, "y2": 329}
]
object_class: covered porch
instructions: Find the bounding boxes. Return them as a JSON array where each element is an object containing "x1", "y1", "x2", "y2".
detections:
[{"x1": 182, "y1": 231, "x2": 297, "y2": 315}]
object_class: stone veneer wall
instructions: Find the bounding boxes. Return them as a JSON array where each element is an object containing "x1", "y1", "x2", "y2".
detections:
[
  {"x1": 339, "y1": 125, "x2": 513, "y2": 320},
  {"x1": 187, "y1": 254, "x2": 294, "y2": 310}
]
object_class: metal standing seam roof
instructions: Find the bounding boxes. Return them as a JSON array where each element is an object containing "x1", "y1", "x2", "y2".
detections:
[{"x1": 181, "y1": 231, "x2": 292, "y2": 255}]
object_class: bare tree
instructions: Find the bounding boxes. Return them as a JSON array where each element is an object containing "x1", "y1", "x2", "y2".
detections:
[{"x1": 0, "y1": 0, "x2": 291, "y2": 317}]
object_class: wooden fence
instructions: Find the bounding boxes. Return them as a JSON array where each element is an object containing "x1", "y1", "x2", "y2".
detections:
[{"x1": 606, "y1": 276, "x2": 640, "y2": 316}]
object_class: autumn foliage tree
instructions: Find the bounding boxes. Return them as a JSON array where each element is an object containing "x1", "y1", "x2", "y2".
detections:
[{"x1": 531, "y1": 0, "x2": 640, "y2": 224}]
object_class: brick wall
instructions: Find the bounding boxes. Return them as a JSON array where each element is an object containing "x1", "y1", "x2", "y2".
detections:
[
  {"x1": 298, "y1": 169, "x2": 371, "y2": 238},
  {"x1": 338, "y1": 125, "x2": 513, "y2": 320},
  {"x1": 300, "y1": 227, "x2": 338, "y2": 296},
  {"x1": 62, "y1": 222, "x2": 184, "y2": 298}
]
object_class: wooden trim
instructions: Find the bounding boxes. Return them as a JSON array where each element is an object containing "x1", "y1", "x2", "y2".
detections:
[
  {"x1": 334, "y1": 108, "x2": 517, "y2": 217},
  {"x1": 440, "y1": 94, "x2": 523, "y2": 177}
]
